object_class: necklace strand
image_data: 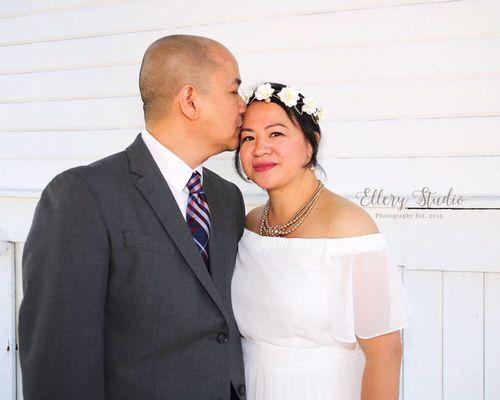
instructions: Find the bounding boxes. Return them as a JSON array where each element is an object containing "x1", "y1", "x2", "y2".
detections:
[{"x1": 259, "y1": 181, "x2": 325, "y2": 237}]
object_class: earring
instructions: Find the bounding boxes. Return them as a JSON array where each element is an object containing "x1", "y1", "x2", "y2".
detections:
[{"x1": 310, "y1": 165, "x2": 315, "y2": 170}]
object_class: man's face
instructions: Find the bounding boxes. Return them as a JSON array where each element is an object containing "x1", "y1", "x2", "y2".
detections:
[{"x1": 200, "y1": 52, "x2": 246, "y2": 153}]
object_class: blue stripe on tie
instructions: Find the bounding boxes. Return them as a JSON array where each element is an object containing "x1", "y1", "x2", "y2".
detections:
[{"x1": 186, "y1": 172, "x2": 211, "y2": 270}]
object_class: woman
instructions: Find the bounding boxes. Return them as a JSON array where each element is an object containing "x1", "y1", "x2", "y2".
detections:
[{"x1": 231, "y1": 82, "x2": 412, "y2": 399}]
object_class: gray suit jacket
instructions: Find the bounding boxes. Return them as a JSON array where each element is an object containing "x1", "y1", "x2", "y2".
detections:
[{"x1": 19, "y1": 134, "x2": 247, "y2": 400}]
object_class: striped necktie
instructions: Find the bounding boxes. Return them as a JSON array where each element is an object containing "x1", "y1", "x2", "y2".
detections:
[{"x1": 186, "y1": 171, "x2": 211, "y2": 270}]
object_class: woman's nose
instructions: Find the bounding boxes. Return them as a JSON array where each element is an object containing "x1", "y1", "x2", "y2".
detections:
[{"x1": 253, "y1": 138, "x2": 271, "y2": 157}]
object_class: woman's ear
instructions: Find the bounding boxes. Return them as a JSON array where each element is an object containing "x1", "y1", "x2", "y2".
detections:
[
  {"x1": 306, "y1": 141, "x2": 314, "y2": 164},
  {"x1": 314, "y1": 131, "x2": 320, "y2": 144},
  {"x1": 306, "y1": 131, "x2": 320, "y2": 165},
  {"x1": 178, "y1": 85, "x2": 199, "y2": 120}
]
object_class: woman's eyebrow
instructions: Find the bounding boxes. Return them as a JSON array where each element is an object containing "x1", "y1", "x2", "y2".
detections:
[
  {"x1": 265, "y1": 123, "x2": 288, "y2": 129},
  {"x1": 241, "y1": 123, "x2": 288, "y2": 132}
]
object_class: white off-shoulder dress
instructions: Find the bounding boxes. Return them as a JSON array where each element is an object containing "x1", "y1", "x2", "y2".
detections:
[{"x1": 231, "y1": 228, "x2": 412, "y2": 400}]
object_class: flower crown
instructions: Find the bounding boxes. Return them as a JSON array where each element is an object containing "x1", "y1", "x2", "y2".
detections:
[{"x1": 240, "y1": 83, "x2": 325, "y2": 124}]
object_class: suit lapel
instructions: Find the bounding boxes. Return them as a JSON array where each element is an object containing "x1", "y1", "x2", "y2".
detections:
[
  {"x1": 126, "y1": 134, "x2": 230, "y2": 322},
  {"x1": 202, "y1": 169, "x2": 227, "y2": 296}
]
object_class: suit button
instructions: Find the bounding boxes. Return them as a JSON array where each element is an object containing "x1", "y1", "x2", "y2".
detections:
[
  {"x1": 238, "y1": 384, "x2": 246, "y2": 396},
  {"x1": 217, "y1": 332, "x2": 229, "y2": 344}
]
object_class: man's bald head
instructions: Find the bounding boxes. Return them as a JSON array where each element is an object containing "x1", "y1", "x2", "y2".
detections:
[{"x1": 139, "y1": 34, "x2": 232, "y2": 122}]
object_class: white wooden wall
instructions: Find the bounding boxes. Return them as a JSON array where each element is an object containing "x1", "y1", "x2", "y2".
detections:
[{"x1": 1, "y1": 1, "x2": 499, "y2": 399}]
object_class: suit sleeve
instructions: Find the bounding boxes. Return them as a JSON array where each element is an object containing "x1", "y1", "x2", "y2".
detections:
[
  {"x1": 19, "y1": 169, "x2": 109, "y2": 400},
  {"x1": 234, "y1": 184, "x2": 246, "y2": 239}
]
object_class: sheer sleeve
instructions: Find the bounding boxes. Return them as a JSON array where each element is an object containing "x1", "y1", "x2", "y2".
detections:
[
  {"x1": 351, "y1": 238, "x2": 412, "y2": 339},
  {"x1": 329, "y1": 234, "x2": 412, "y2": 342}
]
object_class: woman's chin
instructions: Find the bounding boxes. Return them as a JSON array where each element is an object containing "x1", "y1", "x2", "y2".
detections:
[{"x1": 250, "y1": 177, "x2": 278, "y2": 192}]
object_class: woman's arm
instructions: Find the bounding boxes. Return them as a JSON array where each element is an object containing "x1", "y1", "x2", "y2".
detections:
[
  {"x1": 323, "y1": 194, "x2": 407, "y2": 399},
  {"x1": 357, "y1": 330, "x2": 403, "y2": 400}
]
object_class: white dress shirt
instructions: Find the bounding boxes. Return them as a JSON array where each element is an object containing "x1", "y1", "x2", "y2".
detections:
[{"x1": 141, "y1": 129, "x2": 203, "y2": 221}]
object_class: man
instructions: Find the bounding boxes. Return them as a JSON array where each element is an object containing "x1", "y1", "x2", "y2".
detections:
[{"x1": 19, "y1": 35, "x2": 247, "y2": 400}]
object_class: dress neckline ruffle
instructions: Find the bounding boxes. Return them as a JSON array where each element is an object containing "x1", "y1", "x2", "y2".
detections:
[{"x1": 242, "y1": 228, "x2": 388, "y2": 253}]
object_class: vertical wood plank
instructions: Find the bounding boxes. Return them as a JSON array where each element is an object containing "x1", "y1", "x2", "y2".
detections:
[
  {"x1": 443, "y1": 272, "x2": 483, "y2": 400},
  {"x1": 0, "y1": 242, "x2": 15, "y2": 400},
  {"x1": 399, "y1": 266, "x2": 406, "y2": 400},
  {"x1": 403, "y1": 270, "x2": 442, "y2": 400},
  {"x1": 15, "y1": 243, "x2": 24, "y2": 400},
  {"x1": 485, "y1": 273, "x2": 500, "y2": 400}
]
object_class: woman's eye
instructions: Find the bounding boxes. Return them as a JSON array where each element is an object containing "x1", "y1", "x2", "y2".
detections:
[
  {"x1": 270, "y1": 131, "x2": 283, "y2": 137},
  {"x1": 241, "y1": 136, "x2": 253, "y2": 143}
]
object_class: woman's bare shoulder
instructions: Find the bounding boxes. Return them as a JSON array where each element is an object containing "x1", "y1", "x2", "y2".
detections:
[
  {"x1": 320, "y1": 191, "x2": 379, "y2": 238},
  {"x1": 245, "y1": 205, "x2": 265, "y2": 233}
]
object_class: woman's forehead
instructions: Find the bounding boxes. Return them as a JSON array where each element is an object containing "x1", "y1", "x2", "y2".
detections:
[{"x1": 244, "y1": 101, "x2": 290, "y2": 123}]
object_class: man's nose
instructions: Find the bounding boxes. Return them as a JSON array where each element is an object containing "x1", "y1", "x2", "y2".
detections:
[{"x1": 238, "y1": 96, "x2": 247, "y2": 114}]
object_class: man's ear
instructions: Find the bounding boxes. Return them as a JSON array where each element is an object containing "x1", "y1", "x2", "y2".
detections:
[{"x1": 178, "y1": 85, "x2": 199, "y2": 120}]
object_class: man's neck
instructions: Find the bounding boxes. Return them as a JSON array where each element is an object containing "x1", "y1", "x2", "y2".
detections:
[{"x1": 145, "y1": 124, "x2": 210, "y2": 169}]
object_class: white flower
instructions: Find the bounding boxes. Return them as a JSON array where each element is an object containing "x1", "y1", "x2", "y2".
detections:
[
  {"x1": 277, "y1": 86, "x2": 300, "y2": 107},
  {"x1": 302, "y1": 97, "x2": 318, "y2": 115},
  {"x1": 314, "y1": 107, "x2": 326, "y2": 122},
  {"x1": 239, "y1": 86, "x2": 254, "y2": 104},
  {"x1": 254, "y1": 83, "x2": 274, "y2": 101}
]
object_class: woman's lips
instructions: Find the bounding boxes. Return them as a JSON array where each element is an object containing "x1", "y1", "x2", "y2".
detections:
[{"x1": 253, "y1": 162, "x2": 277, "y2": 172}]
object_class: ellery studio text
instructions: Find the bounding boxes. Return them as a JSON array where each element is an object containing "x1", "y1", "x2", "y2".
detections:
[{"x1": 356, "y1": 187, "x2": 466, "y2": 211}]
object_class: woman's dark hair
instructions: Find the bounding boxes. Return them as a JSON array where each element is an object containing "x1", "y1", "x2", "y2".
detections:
[{"x1": 234, "y1": 82, "x2": 323, "y2": 181}]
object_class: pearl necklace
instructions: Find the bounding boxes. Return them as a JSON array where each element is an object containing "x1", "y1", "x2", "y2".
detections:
[{"x1": 259, "y1": 181, "x2": 325, "y2": 237}]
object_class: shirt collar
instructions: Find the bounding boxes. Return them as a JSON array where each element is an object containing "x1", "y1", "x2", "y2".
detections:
[{"x1": 141, "y1": 129, "x2": 203, "y2": 194}]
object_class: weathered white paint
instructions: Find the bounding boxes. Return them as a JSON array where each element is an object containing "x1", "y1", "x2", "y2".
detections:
[
  {"x1": 14, "y1": 244, "x2": 23, "y2": 400},
  {"x1": 3, "y1": 117, "x2": 500, "y2": 160},
  {"x1": 0, "y1": 243, "x2": 15, "y2": 400},
  {"x1": 2, "y1": 1, "x2": 500, "y2": 69},
  {"x1": 403, "y1": 270, "x2": 443, "y2": 400},
  {"x1": 443, "y1": 273, "x2": 484, "y2": 400},
  {"x1": 3, "y1": 78, "x2": 500, "y2": 130},
  {"x1": 0, "y1": 198, "x2": 40, "y2": 243},
  {"x1": 484, "y1": 273, "x2": 500, "y2": 399},
  {"x1": 1, "y1": 156, "x2": 499, "y2": 197},
  {"x1": 4, "y1": 37, "x2": 500, "y2": 103},
  {"x1": 2, "y1": 0, "x2": 492, "y2": 45}
]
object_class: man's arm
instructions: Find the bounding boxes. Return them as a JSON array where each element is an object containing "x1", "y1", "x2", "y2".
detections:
[
  {"x1": 234, "y1": 184, "x2": 246, "y2": 239},
  {"x1": 19, "y1": 169, "x2": 110, "y2": 400}
]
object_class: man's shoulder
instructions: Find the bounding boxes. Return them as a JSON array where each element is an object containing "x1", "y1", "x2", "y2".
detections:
[
  {"x1": 203, "y1": 167, "x2": 241, "y2": 195},
  {"x1": 46, "y1": 150, "x2": 129, "y2": 195},
  {"x1": 84, "y1": 149, "x2": 129, "y2": 175}
]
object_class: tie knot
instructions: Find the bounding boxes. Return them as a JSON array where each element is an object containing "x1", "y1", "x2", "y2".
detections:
[{"x1": 186, "y1": 172, "x2": 204, "y2": 195}]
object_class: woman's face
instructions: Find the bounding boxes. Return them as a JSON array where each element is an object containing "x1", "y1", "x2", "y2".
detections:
[{"x1": 239, "y1": 101, "x2": 313, "y2": 191}]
